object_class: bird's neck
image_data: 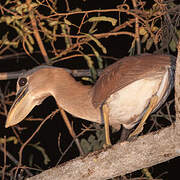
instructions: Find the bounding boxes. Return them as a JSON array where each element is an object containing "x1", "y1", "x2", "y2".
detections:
[{"x1": 51, "y1": 70, "x2": 101, "y2": 123}]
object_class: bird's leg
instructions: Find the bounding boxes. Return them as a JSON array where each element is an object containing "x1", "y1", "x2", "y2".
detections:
[
  {"x1": 102, "y1": 103, "x2": 112, "y2": 146},
  {"x1": 59, "y1": 107, "x2": 84, "y2": 156},
  {"x1": 129, "y1": 95, "x2": 158, "y2": 138}
]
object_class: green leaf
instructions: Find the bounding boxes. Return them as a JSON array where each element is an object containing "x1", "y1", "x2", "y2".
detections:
[
  {"x1": 64, "y1": 19, "x2": 72, "y2": 26},
  {"x1": 0, "y1": 136, "x2": 18, "y2": 144},
  {"x1": 152, "y1": 26, "x2": 159, "y2": 32},
  {"x1": 13, "y1": 25, "x2": 23, "y2": 36},
  {"x1": 5, "y1": 0, "x2": 11, "y2": 5},
  {"x1": 83, "y1": 54, "x2": 93, "y2": 68},
  {"x1": 88, "y1": 16, "x2": 117, "y2": 26},
  {"x1": 60, "y1": 24, "x2": 71, "y2": 48},
  {"x1": 30, "y1": 143, "x2": 50, "y2": 165},
  {"x1": 86, "y1": 34, "x2": 107, "y2": 54},
  {"x1": 16, "y1": 4, "x2": 27, "y2": 15},
  {"x1": 176, "y1": 29, "x2": 180, "y2": 38},
  {"x1": 28, "y1": 154, "x2": 34, "y2": 167},
  {"x1": 80, "y1": 139, "x2": 92, "y2": 154},
  {"x1": 90, "y1": 45, "x2": 103, "y2": 69},
  {"x1": 83, "y1": 54, "x2": 97, "y2": 81},
  {"x1": 88, "y1": 135, "x2": 95, "y2": 143},
  {"x1": 169, "y1": 39, "x2": 176, "y2": 52},
  {"x1": 25, "y1": 39, "x2": 34, "y2": 53},
  {"x1": 2, "y1": 41, "x2": 19, "y2": 48},
  {"x1": 81, "y1": 77, "x2": 94, "y2": 83},
  {"x1": 27, "y1": 34, "x2": 34, "y2": 45},
  {"x1": 146, "y1": 37, "x2": 153, "y2": 50},
  {"x1": 49, "y1": 20, "x2": 58, "y2": 26},
  {"x1": 0, "y1": 16, "x2": 14, "y2": 25},
  {"x1": 128, "y1": 39, "x2": 136, "y2": 56},
  {"x1": 141, "y1": 33, "x2": 149, "y2": 43},
  {"x1": 91, "y1": 139, "x2": 101, "y2": 151},
  {"x1": 0, "y1": 33, "x2": 18, "y2": 48},
  {"x1": 89, "y1": 21, "x2": 98, "y2": 34},
  {"x1": 139, "y1": 27, "x2": 147, "y2": 35}
]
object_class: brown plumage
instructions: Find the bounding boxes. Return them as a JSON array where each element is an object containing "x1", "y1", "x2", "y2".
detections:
[
  {"x1": 92, "y1": 54, "x2": 175, "y2": 108},
  {"x1": 5, "y1": 54, "x2": 175, "y2": 142}
]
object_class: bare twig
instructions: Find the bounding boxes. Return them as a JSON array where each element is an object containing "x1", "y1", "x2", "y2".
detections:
[
  {"x1": 2, "y1": 136, "x2": 7, "y2": 180},
  {"x1": 0, "y1": 69, "x2": 103, "y2": 80},
  {"x1": 0, "y1": 70, "x2": 25, "y2": 80},
  {"x1": 56, "y1": 137, "x2": 75, "y2": 165},
  {"x1": 64, "y1": 0, "x2": 70, "y2": 12},
  {"x1": 59, "y1": 107, "x2": 84, "y2": 156},
  {"x1": 132, "y1": 0, "x2": 141, "y2": 54},
  {"x1": 0, "y1": 52, "x2": 27, "y2": 60},
  {"x1": 26, "y1": 0, "x2": 50, "y2": 64},
  {"x1": 14, "y1": 109, "x2": 59, "y2": 178},
  {"x1": 0, "y1": 143, "x2": 33, "y2": 177}
]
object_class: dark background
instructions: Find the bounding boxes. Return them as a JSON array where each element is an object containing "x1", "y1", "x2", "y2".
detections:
[{"x1": 0, "y1": 0, "x2": 179, "y2": 179}]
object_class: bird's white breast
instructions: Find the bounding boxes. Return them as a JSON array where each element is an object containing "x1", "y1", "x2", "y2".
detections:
[{"x1": 107, "y1": 76, "x2": 163, "y2": 129}]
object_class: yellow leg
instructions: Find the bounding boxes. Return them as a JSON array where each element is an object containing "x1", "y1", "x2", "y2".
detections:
[
  {"x1": 129, "y1": 95, "x2": 158, "y2": 138},
  {"x1": 102, "y1": 104, "x2": 112, "y2": 146}
]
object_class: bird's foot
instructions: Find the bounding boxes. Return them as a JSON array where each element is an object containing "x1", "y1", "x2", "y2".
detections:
[
  {"x1": 103, "y1": 143, "x2": 112, "y2": 149},
  {"x1": 127, "y1": 134, "x2": 138, "y2": 142}
]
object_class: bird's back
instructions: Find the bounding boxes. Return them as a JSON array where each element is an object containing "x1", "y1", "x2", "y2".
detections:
[{"x1": 92, "y1": 54, "x2": 176, "y2": 108}]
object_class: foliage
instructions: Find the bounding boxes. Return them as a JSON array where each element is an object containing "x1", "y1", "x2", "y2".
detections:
[{"x1": 0, "y1": 0, "x2": 179, "y2": 179}]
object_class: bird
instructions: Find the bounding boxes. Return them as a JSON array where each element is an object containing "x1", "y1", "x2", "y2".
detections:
[{"x1": 5, "y1": 54, "x2": 176, "y2": 146}]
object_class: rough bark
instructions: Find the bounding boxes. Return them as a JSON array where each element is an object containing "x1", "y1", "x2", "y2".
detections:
[{"x1": 27, "y1": 125, "x2": 179, "y2": 180}]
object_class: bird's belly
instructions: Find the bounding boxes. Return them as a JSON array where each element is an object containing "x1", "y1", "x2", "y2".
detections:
[{"x1": 107, "y1": 78, "x2": 162, "y2": 129}]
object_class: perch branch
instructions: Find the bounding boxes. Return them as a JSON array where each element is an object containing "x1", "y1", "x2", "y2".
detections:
[{"x1": 27, "y1": 125, "x2": 180, "y2": 180}]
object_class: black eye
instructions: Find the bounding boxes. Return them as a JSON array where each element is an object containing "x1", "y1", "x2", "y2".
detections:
[{"x1": 19, "y1": 77, "x2": 27, "y2": 86}]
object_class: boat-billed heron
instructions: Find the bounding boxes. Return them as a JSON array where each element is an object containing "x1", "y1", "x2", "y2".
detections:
[{"x1": 6, "y1": 54, "x2": 176, "y2": 145}]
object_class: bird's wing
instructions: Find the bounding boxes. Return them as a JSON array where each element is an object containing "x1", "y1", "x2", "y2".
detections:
[{"x1": 92, "y1": 54, "x2": 174, "y2": 108}]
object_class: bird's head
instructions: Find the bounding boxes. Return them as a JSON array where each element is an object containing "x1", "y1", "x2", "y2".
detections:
[{"x1": 5, "y1": 66, "x2": 56, "y2": 128}]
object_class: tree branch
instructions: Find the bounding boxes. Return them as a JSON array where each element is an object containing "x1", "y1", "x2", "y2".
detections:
[
  {"x1": 26, "y1": 0, "x2": 50, "y2": 64},
  {"x1": 27, "y1": 125, "x2": 180, "y2": 180},
  {"x1": 174, "y1": 41, "x2": 180, "y2": 153},
  {"x1": 0, "y1": 69, "x2": 102, "y2": 80}
]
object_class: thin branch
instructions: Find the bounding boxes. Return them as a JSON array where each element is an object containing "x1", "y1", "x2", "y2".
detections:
[
  {"x1": 53, "y1": 31, "x2": 134, "y2": 59},
  {"x1": 26, "y1": 0, "x2": 50, "y2": 65},
  {"x1": 41, "y1": 8, "x2": 162, "y2": 23},
  {"x1": 0, "y1": 144, "x2": 33, "y2": 177},
  {"x1": 0, "y1": 70, "x2": 25, "y2": 80},
  {"x1": 2, "y1": 136, "x2": 7, "y2": 180},
  {"x1": 14, "y1": 109, "x2": 59, "y2": 178},
  {"x1": 64, "y1": 0, "x2": 70, "y2": 12},
  {"x1": 0, "y1": 69, "x2": 103, "y2": 80},
  {"x1": 132, "y1": 0, "x2": 141, "y2": 54},
  {"x1": 0, "y1": 52, "x2": 27, "y2": 60},
  {"x1": 59, "y1": 107, "x2": 84, "y2": 156}
]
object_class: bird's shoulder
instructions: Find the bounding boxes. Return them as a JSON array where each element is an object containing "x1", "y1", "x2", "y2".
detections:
[{"x1": 92, "y1": 54, "x2": 174, "y2": 108}]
